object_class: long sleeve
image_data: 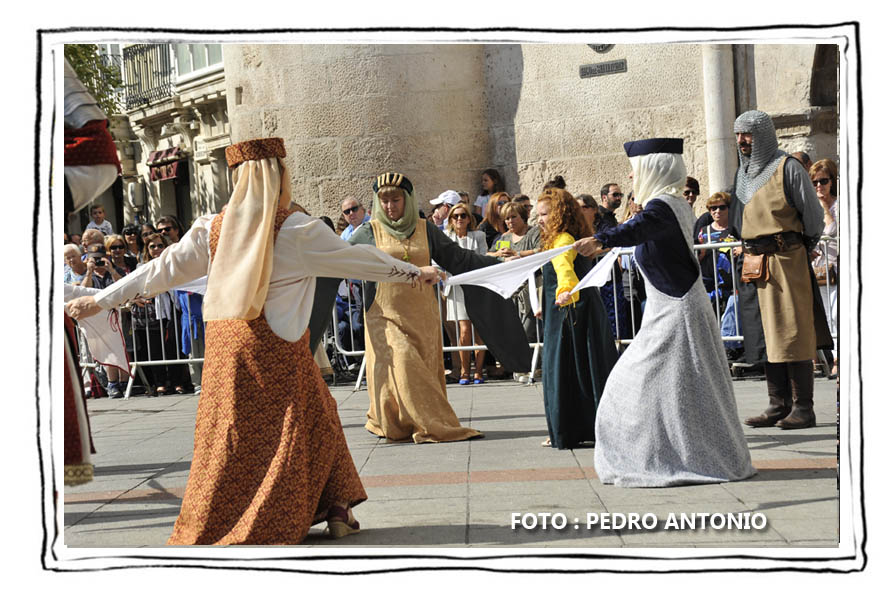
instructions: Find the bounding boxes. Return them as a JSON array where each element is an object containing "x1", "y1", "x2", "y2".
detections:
[
  {"x1": 783, "y1": 157, "x2": 825, "y2": 243},
  {"x1": 94, "y1": 215, "x2": 214, "y2": 309},
  {"x1": 551, "y1": 233, "x2": 580, "y2": 304},
  {"x1": 594, "y1": 199, "x2": 679, "y2": 248},
  {"x1": 278, "y1": 213, "x2": 420, "y2": 284}
]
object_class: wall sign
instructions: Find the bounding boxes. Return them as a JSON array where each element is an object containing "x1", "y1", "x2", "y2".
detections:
[{"x1": 579, "y1": 59, "x2": 628, "y2": 78}]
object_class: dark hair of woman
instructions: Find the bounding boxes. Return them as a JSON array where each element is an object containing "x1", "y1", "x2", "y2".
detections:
[
  {"x1": 121, "y1": 223, "x2": 145, "y2": 253},
  {"x1": 480, "y1": 192, "x2": 511, "y2": 234},
  {"x1": 480, "y1": 168, "x2": 505, "y2": 196},
  {"x1": 335, "y1": 214, "x2": 350, "y2": 235},
  {"x1": 543, "y1": 175, "x2": 566, "y2": 190}
]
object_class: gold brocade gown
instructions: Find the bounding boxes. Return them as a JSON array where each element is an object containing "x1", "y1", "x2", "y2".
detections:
[{"x1": 364, "y1": 218, "x2": 483, "y2": 443}]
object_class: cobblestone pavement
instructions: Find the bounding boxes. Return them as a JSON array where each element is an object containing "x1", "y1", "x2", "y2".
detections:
[{"x1": 61, "y1": 375, "x2": 840, "y2": 551}]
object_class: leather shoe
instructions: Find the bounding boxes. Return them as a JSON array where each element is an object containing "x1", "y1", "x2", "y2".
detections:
[
  {"x1": 744, "y1": 407, "x2": 791, "y2": 428},
  {"x1": 775, "y1": 408, "x2": 816, "y2": 429}
]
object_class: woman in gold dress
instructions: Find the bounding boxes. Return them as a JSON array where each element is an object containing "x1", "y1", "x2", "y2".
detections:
[{"x1": 349, "y1": 173, "x2": 531, "y2": 443}]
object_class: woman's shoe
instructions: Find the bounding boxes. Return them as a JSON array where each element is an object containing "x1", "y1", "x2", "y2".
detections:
[
  {"x1": 325, "y1": 505, "x2": 360, "y2": 539},
  {"x1": 459, "y1": 375, "x2": 470, "y2": 385},
  {"x1": 473, "y1": 377, "x2": 484, "y2": 384}
]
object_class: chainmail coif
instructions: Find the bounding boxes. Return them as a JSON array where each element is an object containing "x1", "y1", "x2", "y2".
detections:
[{"x1": 733, "y1": 110, "x2": 787, "y2": 204}]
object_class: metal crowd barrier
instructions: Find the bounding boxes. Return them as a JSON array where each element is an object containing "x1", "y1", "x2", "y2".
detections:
[
  {"x1": 330, "y1": 237, "x2": 839, "y2": 390},
  {"x1": 76, "y1": 238, "x2": 837, "y2": 397},
  {"x1": 77, "y1": 293, "x2": 204, "y2": 400}
]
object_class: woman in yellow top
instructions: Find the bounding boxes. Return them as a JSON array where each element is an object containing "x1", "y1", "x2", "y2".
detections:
[{"x1": 535, "y1": 188, "x2": 619, "y2": 449}]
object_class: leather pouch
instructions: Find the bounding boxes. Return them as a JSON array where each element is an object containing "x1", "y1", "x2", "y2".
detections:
[{"x1": 742, "y1": 252, "x2": 768, "y2": 283}]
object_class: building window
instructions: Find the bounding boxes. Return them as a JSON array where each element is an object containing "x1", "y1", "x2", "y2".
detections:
[{"x1": 175, "y1": 44, "x2": 223, "y2": 77}]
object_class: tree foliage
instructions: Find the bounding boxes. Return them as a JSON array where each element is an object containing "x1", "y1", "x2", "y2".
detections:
[{"x1": 64, "y1": 44, "x2": 123, "y2": 115}]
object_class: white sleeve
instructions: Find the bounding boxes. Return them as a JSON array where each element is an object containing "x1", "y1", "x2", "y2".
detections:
[
  {"x1": 276, "y1": 213, "x2": 421, "y2": 283},
  {"x1": 93, "y1": 215, "x2": 214, "y2": 309}
]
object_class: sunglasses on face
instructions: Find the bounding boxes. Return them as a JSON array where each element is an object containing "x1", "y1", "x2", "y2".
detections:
[
  {"x1": 123, "y1": 230, "x2": 137, "y2": 236},
  {"x1": 683, "y1": 190, "x2": 698, "y2": 197},
  {"x1": 158, "y1": 226, "x2": 174, "y2": 233},
  {"x1": 452, "y1": 213, "x2": 469, "y2": 220},
  {"x1": 109, "y1": 244, "x2": 125, "y2": 251},
  {"x1": 610, "y1": 192, "x2": 624, "y2": 198},
  {"x1": 342, "y1": 206, "x2": 361, "y2": 215},
  {"x1": 812, "y1": 178, "x2": 831, "y2": 187},
  {"x1": 709, "y1": 204, "x2": 728, "y2": 212}
]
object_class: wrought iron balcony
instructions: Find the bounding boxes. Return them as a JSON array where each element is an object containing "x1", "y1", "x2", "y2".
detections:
[{"x1": 123, "y1": 44, "x2": 174, "y2": 110}]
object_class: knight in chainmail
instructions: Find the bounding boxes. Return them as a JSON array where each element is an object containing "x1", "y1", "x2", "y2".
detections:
[{"x1": 729, "y1": 110, "x2": 827, "y2": 430}]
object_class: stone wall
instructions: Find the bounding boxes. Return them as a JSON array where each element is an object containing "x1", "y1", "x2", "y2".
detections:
[
  {"x1": 224, "y1": 44, "x2": 490, "y2": 218},
  {"x1": 224, "y1": 42, "x2": 834, "y2": 219},
  {"x1": 755, "y1": 44, "x2": 839, "y2": 165},
  {"x1": 488, "y1": 43, "x2": 708, "y2": 216}
]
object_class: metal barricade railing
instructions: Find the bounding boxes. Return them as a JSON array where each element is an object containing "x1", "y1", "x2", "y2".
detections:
[
  {"x1": 76, "y1": 292, "x2": 205, "y2": 400},
  {"x1": 76, "y1": 237, "x2": 838, "y2": 396},
  {"x1": 329, "y1": 237, "x2": 839, "y2": 389}
]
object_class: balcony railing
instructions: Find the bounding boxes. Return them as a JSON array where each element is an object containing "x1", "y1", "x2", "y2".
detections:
[{"x1": 123, "y1": 44, "x2": 174, "y2": 110}]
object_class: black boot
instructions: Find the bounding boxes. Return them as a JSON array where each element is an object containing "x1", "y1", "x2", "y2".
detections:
[
  {"x1": 745, "y1": 362, "x2": 792, "y2": 427},
  {"x1": 776, "y1": 360, "x2": 816, "y2": 429}
]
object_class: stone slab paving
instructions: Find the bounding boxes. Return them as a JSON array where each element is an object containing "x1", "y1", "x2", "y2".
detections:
[{"x1": 60, "y1": 375, "x2": 840, "y2": 549}]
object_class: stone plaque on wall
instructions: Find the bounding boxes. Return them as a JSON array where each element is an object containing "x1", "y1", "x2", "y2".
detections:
[{"x1": 579, "y1": 59, "x2": 628, "y2": 78}]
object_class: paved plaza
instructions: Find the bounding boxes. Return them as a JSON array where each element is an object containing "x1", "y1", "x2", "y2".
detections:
[{"x1": 62, "y1": 375, "x2": 839, "y2": 549}]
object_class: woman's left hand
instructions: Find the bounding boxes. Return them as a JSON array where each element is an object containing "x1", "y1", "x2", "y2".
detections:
[{"x1": 555, "y1": 292, "x2": 572, "y2": 307}]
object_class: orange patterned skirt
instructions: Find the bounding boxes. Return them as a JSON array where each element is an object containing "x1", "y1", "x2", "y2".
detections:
[{"x1": 167, "y1": 314, "x2": 366, "y2": 545}]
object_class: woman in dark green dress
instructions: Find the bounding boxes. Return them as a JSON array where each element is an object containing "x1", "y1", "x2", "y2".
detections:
[{"x1": 536, "y1": 188, "x2": 619, "y2": 449}]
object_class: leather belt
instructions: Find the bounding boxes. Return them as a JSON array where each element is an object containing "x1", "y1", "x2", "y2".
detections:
[{"x1": 742, "y1": 231, "x2": 804, "y2": 255}]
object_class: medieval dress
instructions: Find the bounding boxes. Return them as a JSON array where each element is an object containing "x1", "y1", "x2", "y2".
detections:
[
  {"x1": 63, "y1": 58, "x2": 121, "y2": 485},
  {"x1": 592, "y1": 195, "x2": 756, "y2": 487},
  {"x1": 349, "y1": 219, "x2": 531, "y2": 443},
  {"x1": 541, "y1": 233, "x2": 619, "y2": 449},
  {"x1": 92, "y1": 209, "x2": 423, "y2": 544}
]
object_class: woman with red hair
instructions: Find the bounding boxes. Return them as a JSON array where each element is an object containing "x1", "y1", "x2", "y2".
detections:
[{"x1": 534, "y1": 188, "x2": 618, "y2": 449}]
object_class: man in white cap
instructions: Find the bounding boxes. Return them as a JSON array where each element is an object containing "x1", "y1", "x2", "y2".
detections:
[{"x1": 429, "y1": 189, "x2": 461, "y2": 230}]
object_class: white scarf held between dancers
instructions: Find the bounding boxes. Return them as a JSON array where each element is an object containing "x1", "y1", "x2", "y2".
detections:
[{"x1": 442, "y1": 245, "x2": 624, "y2": 316}]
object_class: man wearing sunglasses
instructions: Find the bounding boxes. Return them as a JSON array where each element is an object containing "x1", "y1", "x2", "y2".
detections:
[
  {"x1": 340, "y1": 198, "x2": 370, "y2": 241},
  {"x1": 598, "y1": 183, "x2": 623, "y2": 232},
  {"x1": 731, "y1": 110, "x2": 827, "y2": 431},
  {"x1": 156, "y1": 215, "x2": 183, "y2": 243}
]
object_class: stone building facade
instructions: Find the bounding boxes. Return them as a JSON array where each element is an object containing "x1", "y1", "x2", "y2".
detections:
[
  {"x1": 72, "y1": 41, "x2": 838, "y2": 235},
  {"x1": 223, "y1": 42, "x2": 839, "y2": 221}
]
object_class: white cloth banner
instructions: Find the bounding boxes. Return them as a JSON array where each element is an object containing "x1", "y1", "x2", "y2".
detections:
[
  {"x1": 442, "y1": 245, "x2": 572, "y2": 300},
  {"x1": 568, "y1": 248, "x2": 622, "y2": 295},
  {"x1": 64, "y1": 284, "x2": 131, "y2": 375}
]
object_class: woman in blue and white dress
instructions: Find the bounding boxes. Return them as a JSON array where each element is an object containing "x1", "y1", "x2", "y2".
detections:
[{"x1": 574, "y1": 138, "x2": 755, "y2": 487}]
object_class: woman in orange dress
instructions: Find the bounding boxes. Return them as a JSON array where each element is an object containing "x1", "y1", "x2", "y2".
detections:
[{"x1": 66, "y1": 138, "x2": 440, "y2": 544}]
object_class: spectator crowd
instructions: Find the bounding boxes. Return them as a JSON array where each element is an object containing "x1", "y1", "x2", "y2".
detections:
[{"x1": 64, "y1": 145, "x2": 839, "y2": 398}]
